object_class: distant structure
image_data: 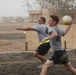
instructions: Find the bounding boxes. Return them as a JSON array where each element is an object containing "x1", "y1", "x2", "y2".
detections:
[
  {"x1": 0, "y1": 17, "x2": 27, "y2": 23},
  {"x1": 29, "y1": 10, "x2": 42, "y2": 22},
  {"x1": 11, "y1": 18, "x2": 17, "y2": 23},
  {"x1": 0, "y1": 18, "x2": 3, "y2": 22},
  {"x1": 28, "y1": 9, "x2": 76, "y2": 24}
]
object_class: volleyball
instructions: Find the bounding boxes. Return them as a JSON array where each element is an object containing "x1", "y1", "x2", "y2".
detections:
[{"x1": 62, "y1": 15, "x2": 72, "y2": 25}]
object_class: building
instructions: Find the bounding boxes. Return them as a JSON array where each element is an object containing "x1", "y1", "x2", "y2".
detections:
[{"x1": 29, "y1": 9, "x2": 76, "y2": 24}]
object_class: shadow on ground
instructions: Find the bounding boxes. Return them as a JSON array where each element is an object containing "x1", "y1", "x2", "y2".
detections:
[{"x1": 0, "y1": 50, "x2": 76, "y2": 75}]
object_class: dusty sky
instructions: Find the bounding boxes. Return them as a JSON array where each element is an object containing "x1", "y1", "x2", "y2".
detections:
[{"x1": 0, "y1": 0, "x2": 35, "y2": 17}]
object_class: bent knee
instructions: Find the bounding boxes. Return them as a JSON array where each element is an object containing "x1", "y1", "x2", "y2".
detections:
[{"x1": 33, "y1": 51, "x2": 38, "y2": 57}]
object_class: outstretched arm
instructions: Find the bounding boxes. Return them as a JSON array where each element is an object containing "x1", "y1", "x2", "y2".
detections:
[{"x1": 16, "y1": 27, "x2": 34, "y2": 31}]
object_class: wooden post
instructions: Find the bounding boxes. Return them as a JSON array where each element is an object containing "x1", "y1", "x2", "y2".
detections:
[
  {"x1": 25, "y1": 42, "x2": 28, "y2": 51},
  {"x1": 64, "y1": 40, "x2": 67, "y2": 49},
  {"x1": 23, "y1": 31, "x2": 28, "y2": 51}
]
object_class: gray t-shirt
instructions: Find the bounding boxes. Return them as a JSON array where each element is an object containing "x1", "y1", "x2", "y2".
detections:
[
  {"x1": 32, "y1": 24, "x2": 49, "y2": 42},
  {"x1": 49, "y1": 26, "x2": 65, "y2": 52}
]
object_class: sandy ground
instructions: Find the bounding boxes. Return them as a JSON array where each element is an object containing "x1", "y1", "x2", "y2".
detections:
[{"x1": 0, "y1": 33, "x2": 26, "y2": 52}]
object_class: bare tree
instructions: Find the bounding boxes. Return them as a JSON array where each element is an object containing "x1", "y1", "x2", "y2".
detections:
[
  {"x1": 36, "y1": 0, "x2": 76, "y2": 15},
  {"x1": 22, "y1": 0, "x2": 34, "y2": 16}
]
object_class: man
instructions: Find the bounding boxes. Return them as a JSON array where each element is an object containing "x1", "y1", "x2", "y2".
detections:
[
  {"x1": 16, "y1": 17, "x2": 52, "y2": 66},
  {"x1": 40, "y1": 15, "x2": 76, "y2": 75}
]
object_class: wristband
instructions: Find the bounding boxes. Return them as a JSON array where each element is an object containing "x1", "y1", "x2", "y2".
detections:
[{"x1": 45, "y1": 37, "x2": 48, "y2": 40}]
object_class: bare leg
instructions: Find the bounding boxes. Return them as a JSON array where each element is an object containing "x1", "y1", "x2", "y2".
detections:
[
  {"x1": 33, "y1": 51, "x2": 46, "y2": 64},
  {"x1": 64, "y1": 62, "x2": 76, "y2": 74},
  {"x1": 40, "y1": 60, "x2": 54, "y2": 75}
]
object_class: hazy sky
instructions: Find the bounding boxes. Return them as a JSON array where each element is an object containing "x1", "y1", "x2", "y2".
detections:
[{"x1": 0, "y1": 0, "x2": 31, "y2": 17}]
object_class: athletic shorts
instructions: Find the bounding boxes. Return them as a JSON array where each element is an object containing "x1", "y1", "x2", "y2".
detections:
[
  {"x1": 49, "y1": 50, "x2": 69, "y2": 64},
  {"x1": 36, "y1": 42, "x2": 50, "y2": 55}
]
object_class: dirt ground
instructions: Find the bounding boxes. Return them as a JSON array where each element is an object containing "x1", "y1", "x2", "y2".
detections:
[{"x1": 0, "y1": 49, "x2": 76, "y2": 75}]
